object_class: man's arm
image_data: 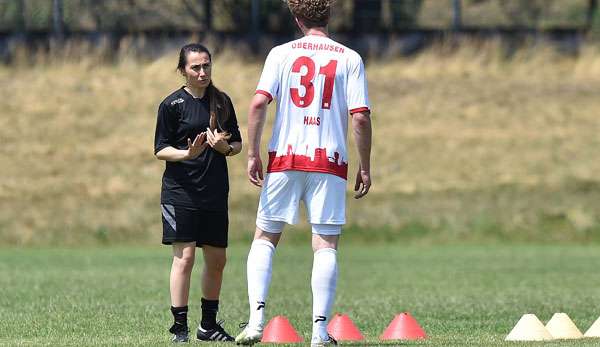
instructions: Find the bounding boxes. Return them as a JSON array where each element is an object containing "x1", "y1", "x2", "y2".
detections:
[
  {"x1": 351, "y1": 111, "x2": 372, "y2": 198},
  {"x1": 247, "y1": 94, "x2": 270, "y2": 186}
]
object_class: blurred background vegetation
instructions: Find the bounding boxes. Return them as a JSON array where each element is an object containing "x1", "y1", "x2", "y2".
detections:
[
  {"x1": 0, "y1": 0, "x2": 598, "y2": 32},
  {"x1": 1, "y1": 0, "x2": 600, "y2": 63},
  {"x1": 1, "y1": 1, "x2": 600, "y2": 246}
]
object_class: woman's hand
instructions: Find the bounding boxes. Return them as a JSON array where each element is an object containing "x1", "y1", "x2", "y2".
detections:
[
  {"x1": 185, "y1": 133, "x2": 208, "y2": 159},
  {"x1": 206, "y1": 128, "x2": 232, "y2": 155}
]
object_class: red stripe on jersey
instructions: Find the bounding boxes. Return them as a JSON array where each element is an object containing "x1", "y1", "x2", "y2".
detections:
[
  {"x1": 267, "y1": 147, "x2": 348, "y2": 179},
  {"x1": 255, "y1": 90, "x2": 273, "y2": 103},
  {"x1": 349, "y1": 107, "x2": 370, "y2": 114}
]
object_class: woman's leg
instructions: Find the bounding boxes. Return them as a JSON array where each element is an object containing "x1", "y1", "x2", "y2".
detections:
[
  {"x1": 198, "y1": 245, "x2": 227, "y2": 332},
  {"x1": 168, "y1": 242, "x2": 196, "y2": 341},
  {"x1": 170, "y1": 242, "x2": 197, "y2": 306},
  {"x1": 201, "y1": 245, "x2": 227, "y2": 299}
]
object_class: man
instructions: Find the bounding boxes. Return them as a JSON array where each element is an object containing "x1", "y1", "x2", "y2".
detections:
[{"x1": 236, "y1": 1, "x2": 372, "y2": 346}]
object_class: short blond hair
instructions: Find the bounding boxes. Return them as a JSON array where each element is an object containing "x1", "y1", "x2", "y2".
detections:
[{"x1": 287, "y1": 0, "x2": 331, "y2": 28}]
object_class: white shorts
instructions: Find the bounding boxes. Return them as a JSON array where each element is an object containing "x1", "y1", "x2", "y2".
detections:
[{"x1": 256, "y1": 171, "x2": 346, "y2": 234}]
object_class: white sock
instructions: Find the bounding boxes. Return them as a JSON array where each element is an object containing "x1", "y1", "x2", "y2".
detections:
[
  {"x1": 311, "y1": 248, "x2": 338, "y2": 341},
  {"x1": 247, "y1": 239, "x2": 275, "y2": 329}
]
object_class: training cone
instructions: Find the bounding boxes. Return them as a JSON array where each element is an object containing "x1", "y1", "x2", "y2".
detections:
[
  {"x1": 261, "y1": 316, "x2": 304, "y2": 343},
  {"x1": 380, "y1": 312, "x2": 427, "y2": 340},
  {"x1": 584, "y1": 316, "x2": 600, "y2": 337},
  {"x1": 327, "y1": 313, "x2": 365, "y2": 341},
  {"x1": 545, "y1": 313, "x2": 583, "y2": 339},
  {"x1": 505, "y1": 314, "x2": 553, "y2": 341}
]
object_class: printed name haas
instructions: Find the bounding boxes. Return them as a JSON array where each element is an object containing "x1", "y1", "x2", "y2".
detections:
[{"x1": 303, "y1": 116, "x2": 321, "y2": 126}]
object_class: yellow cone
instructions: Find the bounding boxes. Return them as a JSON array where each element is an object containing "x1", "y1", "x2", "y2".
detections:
[
  {"x1": 545, "y1": 313, "x2": 583, "y2": 339},
  {"x1": 505, "y1": 314, "x2": 554, "y2": 341},
  {"x1": 584, "y1": 316, "x2": 600, "y2": 337}
]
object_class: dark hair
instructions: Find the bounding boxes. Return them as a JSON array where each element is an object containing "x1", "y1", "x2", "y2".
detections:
[{"x1": 177, "y1": 43, "x2": 230, "y2": 134}]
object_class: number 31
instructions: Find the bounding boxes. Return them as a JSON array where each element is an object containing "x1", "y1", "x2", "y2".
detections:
[{"x1": 290, "y1": 56, "x2": 337, "y2": 110}]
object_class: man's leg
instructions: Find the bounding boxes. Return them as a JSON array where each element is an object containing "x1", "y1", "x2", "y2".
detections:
[
  {"x1": 311, "y1": 230, "x2": 340, "y2": 345},
  {"x1": 236, "y1": 224, "x2": 283, "y2": 345},
  {"x1": 237, "y1": 171, "x2": 300, "y2": 345},
  {"x1": 247, "y1": 226, "x2": 282, "y2": 327},
  {"x1": 304, "y1": 173, "x2": 345, "y2": 345}
]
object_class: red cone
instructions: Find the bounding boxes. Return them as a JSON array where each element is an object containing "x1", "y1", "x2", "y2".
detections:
[
  {"x1": 380, "y1": 312, "x2": 427, "y2": 340},
  {"x1": 327, "y1": 313, "x2": 365, "y2": 341},
  {"x1": 261, "y1": 316, "x2": 304, "y2": 343}
]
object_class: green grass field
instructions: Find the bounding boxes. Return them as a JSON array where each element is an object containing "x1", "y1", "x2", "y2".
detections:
[{"x1": 2, "y1": 244, "x2": 600, "y2": 346}]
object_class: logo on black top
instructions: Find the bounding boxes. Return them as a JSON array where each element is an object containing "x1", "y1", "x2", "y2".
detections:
[{"x1": 170, "y1": 98, "x2": 184, "y2": 106}]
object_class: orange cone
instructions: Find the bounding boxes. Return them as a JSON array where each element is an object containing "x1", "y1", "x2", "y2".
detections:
[
  {"x1": 380, "y1": 312, "x2": 427, "y2": 340},
  {"x1": 327, "y1": 313, "x2": 365, "y2": 341},
  {"x1": 261, "y1": 316, "x2": 304, "y2": 343}
]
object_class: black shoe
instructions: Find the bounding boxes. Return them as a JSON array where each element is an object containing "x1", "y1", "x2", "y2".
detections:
[
  {"x1": 169, "y1": 323, "x2": 190, "y2": 343},
  {"x1": 197, "y1": 320, "x2": 235, "y2": 342}
]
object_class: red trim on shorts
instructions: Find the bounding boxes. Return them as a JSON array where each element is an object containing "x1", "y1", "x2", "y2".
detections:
[
  {"x1": 349, "y1": 107, "x2": 370, "y2": 114},
  {"x1": 267, "y1": 147, "x2": 348, "y2": 180},
  {"x1": 256, "y1": 90, "x2": 273, "y2": 104}
]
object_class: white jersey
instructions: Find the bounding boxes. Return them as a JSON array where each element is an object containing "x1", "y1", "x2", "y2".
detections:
[{"x1": 256, "y1": 35, "x2": 370, "y2": 180}]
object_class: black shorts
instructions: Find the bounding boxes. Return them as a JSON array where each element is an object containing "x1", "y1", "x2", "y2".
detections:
[{"x1": 161, "y1": 204, "x2": 229, "y2": 248}]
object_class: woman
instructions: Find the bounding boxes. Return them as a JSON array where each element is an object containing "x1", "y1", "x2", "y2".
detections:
[{"x1": 154, "y1": 43, "x2": 242, "y2": 343}]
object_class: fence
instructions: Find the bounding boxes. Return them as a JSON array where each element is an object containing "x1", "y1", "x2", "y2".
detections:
[
  {"x1": 0, "y1": 0, "x2": 598, "y2": 61},
  {"x1": 2, "y1": 0, "x2": 597, "y2": 34}
]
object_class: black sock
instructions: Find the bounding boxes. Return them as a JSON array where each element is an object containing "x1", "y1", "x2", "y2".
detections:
[
  {"x1": 171, "y1": 305, "x2": 188, "y2": 327},
  {"x1": 200, "y1": 298, "x2": 219, "y2": 329}
]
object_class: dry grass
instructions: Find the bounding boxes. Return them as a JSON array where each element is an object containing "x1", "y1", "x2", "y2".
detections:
[
  {"x1": 2, "y1": 42, "x2": 600, "y2": 246},
  {"x1": 370, "y1": 42, "x2": 600, "y2": 193}
]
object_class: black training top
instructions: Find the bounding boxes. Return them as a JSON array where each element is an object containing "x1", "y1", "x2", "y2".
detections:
[{"x1": 154, "y1": 87, "x2": 242, "y2": 211}]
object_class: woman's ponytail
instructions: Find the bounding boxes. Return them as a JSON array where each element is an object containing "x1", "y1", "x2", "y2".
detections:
[{"x1": 208, "y1": 82, "x2": 230, "y2": 136}]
